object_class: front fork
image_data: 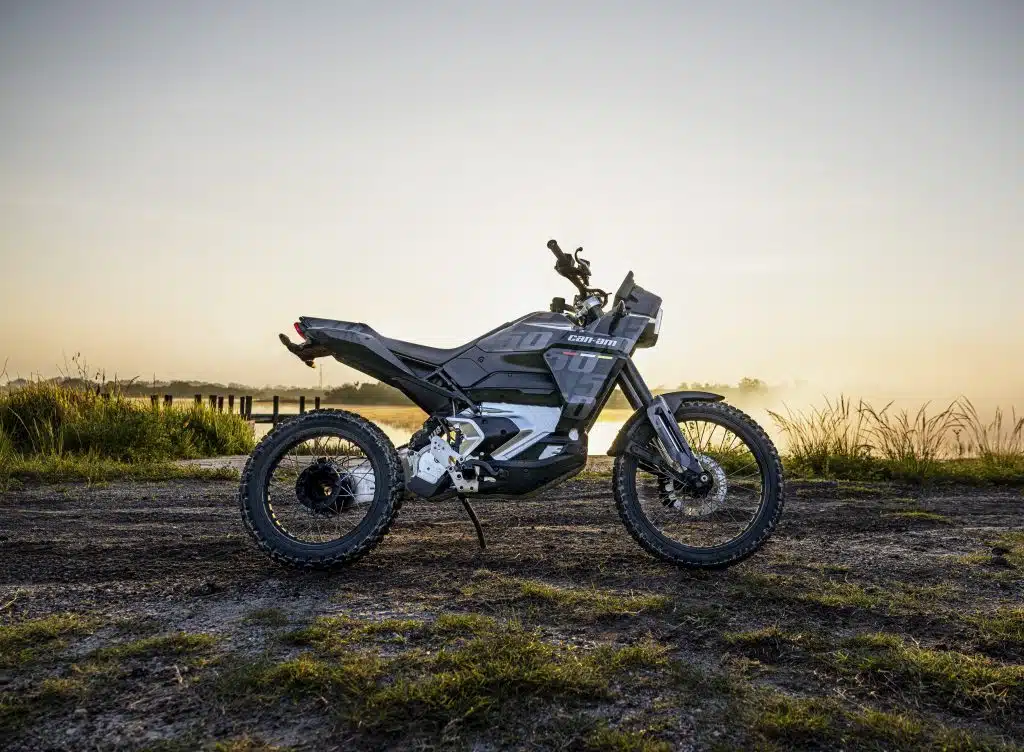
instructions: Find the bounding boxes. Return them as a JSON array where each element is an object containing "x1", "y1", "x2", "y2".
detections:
[{"x1": 618, "y1": 360, "x2": 711, "y2": 486}]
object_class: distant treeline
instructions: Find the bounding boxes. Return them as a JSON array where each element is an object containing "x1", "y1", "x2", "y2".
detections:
[{"x1": 2, "y1": 376, "x2": 773, "y2": 407}]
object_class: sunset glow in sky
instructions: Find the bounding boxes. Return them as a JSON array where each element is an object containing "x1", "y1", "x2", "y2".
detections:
[{"x1": 1, "y1": 1, "x2": 1020, "y2": 399}]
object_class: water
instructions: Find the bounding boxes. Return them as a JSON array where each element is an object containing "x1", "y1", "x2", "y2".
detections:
[{"x1": 248, "y1": 402, "x2": 630, "y2": 454}]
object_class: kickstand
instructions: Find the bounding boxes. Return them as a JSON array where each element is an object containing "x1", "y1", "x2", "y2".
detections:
[{"x1": 458, "y1": 495, "x2": 487, "y2": 550}]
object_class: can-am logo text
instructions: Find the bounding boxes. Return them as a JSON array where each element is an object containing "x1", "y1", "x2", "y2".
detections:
[{"x1": 567, "y1": 334, "x2": 618, "y2": 347}]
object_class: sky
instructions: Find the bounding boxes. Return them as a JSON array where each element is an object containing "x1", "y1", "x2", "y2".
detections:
[{"x1": 0, "y1": 1, "x2": 1020, "y2": 400}]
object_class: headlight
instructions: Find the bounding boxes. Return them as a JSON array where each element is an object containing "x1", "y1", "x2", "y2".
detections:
[{"x1": 653, "y1": 307, "x2": 663, "y2": 335}]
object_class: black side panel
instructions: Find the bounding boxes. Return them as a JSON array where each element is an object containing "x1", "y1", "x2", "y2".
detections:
[
  {"x1": 543, "y1": 349, "x2": 620, "y2": 421},
  {"x1": 606, "y1": 390, "x2": 726, "y2": 455}
]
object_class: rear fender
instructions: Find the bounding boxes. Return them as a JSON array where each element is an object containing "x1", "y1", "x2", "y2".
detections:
[{"x1": 606, "y1": 391, "x2": 724, "y2": 456}]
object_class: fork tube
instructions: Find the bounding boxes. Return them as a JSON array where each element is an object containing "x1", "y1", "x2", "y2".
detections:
[{"x1": 619, "y1": 359, "x2": 653, "y2": 409}]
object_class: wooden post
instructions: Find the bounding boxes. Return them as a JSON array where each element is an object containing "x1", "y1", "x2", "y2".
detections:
[
  {"x1": 217, "y1": 396, "x2": 224, "y2": 412},
  {"x1": 299, "y1": 395, "x2": 306, "y2": 414},
  {"x1": 208, "y1": 394, "x2": 216, "y2": 410},
  {"x1": 150, "y1": 394, "x2": 158, "y2": 408},
  {"x1": 272, "y1": 395, "x2": 280, "y2": 425},
  {"x1": 314, "y1": 396, "x2": 321, "y2": 410},
  {"x1": 228, "y1": 395, "x2": 234, "y2": 412},
  {"x1": 164, "y1": 394, "x2": 173, "y2": 408},
  {"x1": 241, "y1": 396, "x2": 248, "y2": 417},
  {"x1": 194, "y1": 394, "x2": 202, "y2": 405}
]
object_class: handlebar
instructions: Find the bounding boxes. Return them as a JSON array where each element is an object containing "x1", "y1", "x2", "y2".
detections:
[
  {"x1": 547, "y1": 239, "x2": 568, "y2": 261},
  {"x1": 546, "y1": 238, "x2": 606, "y2": 308}
]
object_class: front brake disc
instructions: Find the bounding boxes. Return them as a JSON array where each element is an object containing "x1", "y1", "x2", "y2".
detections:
[{"x1": 660, "y1": 453, "x2": 729, "y2": 517}]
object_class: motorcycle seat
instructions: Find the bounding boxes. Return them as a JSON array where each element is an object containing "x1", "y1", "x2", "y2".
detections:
[{"x1": 380, "y1": 337, "x2": 475, "y2": 366}]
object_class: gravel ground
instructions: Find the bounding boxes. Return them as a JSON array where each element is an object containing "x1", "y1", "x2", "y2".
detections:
[{"x1": 1, "y1": 476, "x2": 1021, "y2": 750}]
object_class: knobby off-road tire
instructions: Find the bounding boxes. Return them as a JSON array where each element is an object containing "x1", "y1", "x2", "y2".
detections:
[
  {"x1": 613, "y1": 401, "x2": 784, "y2": 568},
  {"x1": 239, "y1": 409, "x2": 404, "y2": 571}
]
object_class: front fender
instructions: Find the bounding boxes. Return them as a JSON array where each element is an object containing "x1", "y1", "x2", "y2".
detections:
[{"x1": 606, "y1": 391, "x2": 724, "y2": 456}]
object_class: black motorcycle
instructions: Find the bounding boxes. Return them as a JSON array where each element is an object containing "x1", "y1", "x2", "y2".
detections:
[{"x1": 241, "y1": 240, "x2": 783, "y2": 569}]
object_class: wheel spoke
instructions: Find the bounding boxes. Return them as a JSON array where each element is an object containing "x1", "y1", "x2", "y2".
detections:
[
  {"x1": 629, "y1": 413, "x2": 770, "y2": 552},
  {"x1": 264, "y1": 428, "x2": 379, "y2": 544}
]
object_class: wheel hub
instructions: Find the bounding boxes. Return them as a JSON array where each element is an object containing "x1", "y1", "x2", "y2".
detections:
[
  {"x1": 295, "y1": 458, "x2": 358, "y2": 516},
  {"x1": 661, "y1": 453, "x2": 729, "y2": 517}
]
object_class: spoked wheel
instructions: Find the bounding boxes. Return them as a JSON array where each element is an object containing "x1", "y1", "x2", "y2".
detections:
[
  {"x1": 239, "y1": 410, "x2": 404, "y2": 570},
  {"x1": 613, "y1": 401, "x2": 784, "y2": 568}
]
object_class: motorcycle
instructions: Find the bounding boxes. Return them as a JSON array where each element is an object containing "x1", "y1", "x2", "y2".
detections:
[{"x1": 240, "y1": 240, "x2": 783, "y2": 569}]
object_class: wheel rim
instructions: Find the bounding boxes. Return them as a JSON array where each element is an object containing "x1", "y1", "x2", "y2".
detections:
[
  {"x1": 632, "y1": 415, "x2": 768, "y2": 550},
  {"x1": 263, "y1": 428, "x2": 380, "y2": 545}
]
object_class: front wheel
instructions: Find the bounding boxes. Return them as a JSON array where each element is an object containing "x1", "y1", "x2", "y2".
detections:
[{"x1": 613, "y1": 401, "x2": 784, "y2": 568}]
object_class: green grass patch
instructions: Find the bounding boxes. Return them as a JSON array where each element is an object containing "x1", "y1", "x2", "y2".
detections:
[
  {"x1": 91, "y1": 632, "x2": 218, "y2": 662},
  {"x1": 228, "y1": 619, "x2": 669, "y2": 740},
  {"x1": 723, "y1": 625, "x2": 821, "y2": 663},
  {"x1": 585, "y1": 723, "x2": 671, "y2": 751},
  {"x1": 1, "y1": 629, "x2": 218, "y2": 734},
  {"x1": 751, "y1": 692, "x2": 1015, "y2": 750},
  {"x1": 0, "y1": 454, "x2": 238, "y2": 485},
  {"x1": 0, "y1": 613, "x2": 94, "y2": 668},
  {"x1": 284, "y1": 615, "x2": 426, "y2": 650},
  {"x1": 731, "y1": 572, "x2": 957, "y2": 615},
  {"x1": 834, "y1": 633, "x2": 1024, "y2": 714},
  {"x1": 968, "y1": 607, "x2": 1024, "y2": 657},
  {"x1": 463, "y1": 572, "x2": 671, "y2": 620},
  {"x1": 246, "y1": 608, "x2": 291, "y2": 628}
]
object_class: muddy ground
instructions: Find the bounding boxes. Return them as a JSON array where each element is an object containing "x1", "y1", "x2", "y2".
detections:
[{"x1": 0, "y1": 475, "x2": 1021, "y2": 751}]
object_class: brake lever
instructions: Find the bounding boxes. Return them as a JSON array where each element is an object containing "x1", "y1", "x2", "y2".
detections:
[{"x1": 573, "y1": 248, "x2": 591, "y2": 284}]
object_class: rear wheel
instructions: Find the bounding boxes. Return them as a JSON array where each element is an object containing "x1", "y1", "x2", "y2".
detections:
[
  {"x1": 613, "y1": 401, "x2": 784, "y2": 568},
  {"x1": 239, "y1": 410, "x2": 404, "y2": 570}
]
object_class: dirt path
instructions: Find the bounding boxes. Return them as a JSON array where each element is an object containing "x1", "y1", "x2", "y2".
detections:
[{"x1": 1, "y1": 478, "x2": 1021, "y2": 750}]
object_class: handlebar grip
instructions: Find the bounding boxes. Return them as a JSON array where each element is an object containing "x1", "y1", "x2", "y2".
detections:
[{"x1": 547, "y1": 239, "x2": 567, "y2": 259}]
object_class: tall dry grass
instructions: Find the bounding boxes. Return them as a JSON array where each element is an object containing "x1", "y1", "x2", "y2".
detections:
[{"x1": 769, "y1": 397, "x2": 1024, "y2": 484}]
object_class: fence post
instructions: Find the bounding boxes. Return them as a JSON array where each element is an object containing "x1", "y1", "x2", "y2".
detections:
[
  {"x1": 194, "y1": 394, "x2": 201, "y2": 405},
  {"x1": 314, "y1": 396, "x2": 321, "y2": 410},
  {"x1": 217, "y1": 396, "x2": 224, "y2": 412},
  {"x1": 299, "y1": 395, "x2": 306, "y2": 414},
  {"x1": 228, "y1": 395, "x2": 234, "y2": 412},
  {"x1": 150, "y1": 394, "x2": 158, "y2": 408},
  {"x1": 164, "y1": 394, "x2": 173, "y2": 408},
  {"x1": 272, "y1": 396, "x2": 280, "y2": 426},
  {"x1": 208, "y1": 394, "x2": 216, "y2": 410}
]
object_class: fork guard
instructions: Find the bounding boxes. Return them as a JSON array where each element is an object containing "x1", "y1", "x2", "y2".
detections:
[{"x1": 606, "y1": 391, "x2": 724, "y2": 456}]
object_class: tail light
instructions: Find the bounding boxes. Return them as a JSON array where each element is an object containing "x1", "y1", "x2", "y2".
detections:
[{"x1": 294, "y1": 322, "x2": 306, "y2": 340}]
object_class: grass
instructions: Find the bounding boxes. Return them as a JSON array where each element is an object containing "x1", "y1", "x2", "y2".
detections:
[
  {"x1": 462, "y1": 571, "x2": 672, "y2": 620},
  {"x1": 245, "y1": 607, "x2": 291, "y2": 628},
  {"x1": 770, "y1": 396, "x2": 1024, "y2": 485},
  {"x1": 585, "y1": 723, "x2": 672, "y2": 751},
  {"x1": 729, "y1": 572, "x2": 959, "y2": 618},
  {"x1": 835, "y1": 633, "x2": 1024, "y2": 714},
  {"x1": 751, "y1": 692, "x2": 1016, "y2": 750},
  {"x1": 223, "y1": 618, "x2": 669, "y2": 740},
  {"x1": 0, "y1": 454, "x2": 238, "y2": 485},
  {"x1": 0, "y1": 381, "x2": 253, "y2": 483},
  {"x1": 0, "y1": 613, "x2": 94, "y2": 668},
  {"x1": 90, "y1": 632, "x2": 218, "y2": 662},
  {"x1": 1, "y1": 626, "x2": 218, "y2": 733}
]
